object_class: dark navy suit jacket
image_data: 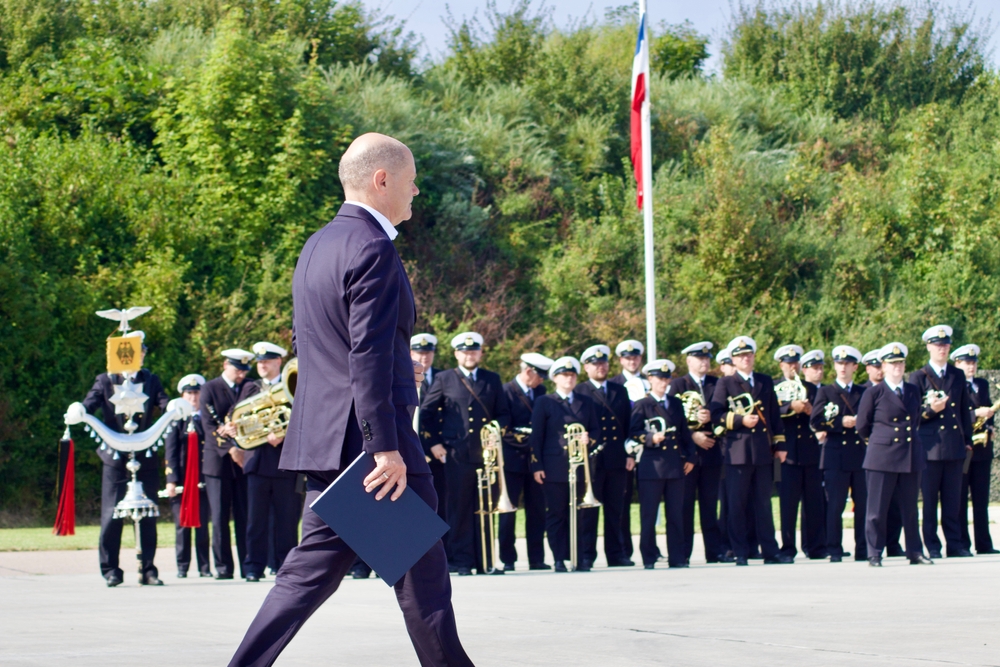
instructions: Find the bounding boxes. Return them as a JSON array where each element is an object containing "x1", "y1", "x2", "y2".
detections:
[
  {"x1": 709, "y1": 372, "x2": 785, "y2": 466},
  {"x1": 857, "y1": 381, "x2": 925, "y2": 474},
  {"x1": 574, "y1": 380, "x2": 632, "y2": 471},
  {"x1": 420, "y1": 368, "x2": 511, "y2": 466},
  {"x1": 199, "y1": 375, "x2": 250, "y2": 478},
  {"x1": 667, "y1": 373, "x2": 721, "y2": 467},
  {"x1": 811, "y1": 383, "x2": 867, "y2": 471},
  {"x1": 908, "y1": 364, "x2": 973, "y2": 461},
  {"x1": 627, "y1": 394, "x2": 696, "y2": 480},
  {"x1": 82, "y1": 370, "x2": 169, "y2": 468},
  {"x1": 280, "y1": 204, "x2": 427, "y2": 476},
  {"x1": 502, "y1": 379, "x2": 546, "y2": 475},
  {"x1": 528, "y1": 392, "x2": 600, "y2": 482}
]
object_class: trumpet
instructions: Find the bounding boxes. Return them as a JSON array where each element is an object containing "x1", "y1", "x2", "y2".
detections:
[
  {"x1": 565, "y1": 423, "x2": 601, "y2": 572},
  {"x1": 727, "y1": 392, "x2": 755, "y2": 416},
  {"x1": 678, "y1": 391, "x2": 706, "y2": 427},
  {"x1": 775, "y1": 373, "x2": 807, "y2": 404},
  {"x1": 476, "y1": 421, "x2": 516, "y2": 575}
]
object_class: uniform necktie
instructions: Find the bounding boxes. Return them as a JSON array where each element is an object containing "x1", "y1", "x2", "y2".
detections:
[
  {"x1": 894, "y1": 386, "x2": 903, "y2": 399},
  {"x1": 526, "y1": 389, "x2": 533, "y2": 404},
  {"x1": 969, "y1": 381, "x2": 977, "y2": 394}
]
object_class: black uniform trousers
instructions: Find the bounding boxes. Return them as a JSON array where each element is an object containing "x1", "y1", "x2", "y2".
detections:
[
  {"x1": 169, "y1": 491, "x2": 212, "y2": 575},
  {"x1": 779, "y1": 463, "x2": 826, "y2": 558},
  {"x1": 921, "y1": 459, "x2": 965, "y2": 554},
  {"x1": 725, "y1": 463, "x2": 779, "y2": 560},
  {"x1": 206, "y1": 471, "x2": 249, "y2": 578},
  {"x1": 245, "y1": 473, "x2": 301, "y2": 577},
  {"x1": 639, "y1": 478, "x2": 685, "y2": 566},
  {"x1": 498, "y1": 470, "x2": 546, "y2": 566},
  {"x1": 592, "y1": 468, "x2": 629, "y2": 563},
  {"x1": 542, "y1": 480, "x2": 599, "y2": 564},
  {"x1": 228, "y1": 472, "x2": 472, "y2": 667},
  {"x1": 960, "y1": 460, "x2": 996, "y2": 553},
  {"x1": 886, "y1": 489, "x2": 904, "y2": 554},
  {"x1": 684, "y1": 464, "x2": 722, "y2": 561},
  {"x1": 718, "y1": 476, "x2": 759, "y2": 556},
  {"x1": 866, "y1": 470, "x2": 923, "y2": 558},
  {"x1": 823, "y1": 469, "x2": 867, "y2": 559},
  {"x1": 443, "y1": 457, "x2": 480, "y2": 570},
  {"x1": 620, "y1": 471, "x2": 635, "y2": 557},
  {"x1": 99, "y1": 462, "x2": 159, "y2": 580}
]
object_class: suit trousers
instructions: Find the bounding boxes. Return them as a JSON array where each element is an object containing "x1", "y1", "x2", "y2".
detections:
[
  {"x1": 206, "y1": 471, "x2": 249, "y2": 578},
  {"x1": 886, "y1": 487, "x2": 904, "y2": 554},
  {"x1": 921, "y1": 459, "x2": 965, "y2": 553},
  {"x1": 443, "y1": 457, "x2": 479, "y2": 570},
  {"x1": 822, "y1": 469, "x2": 867, "y2": 559},
  {"x1": 684, "y1": 464, "x2": 722, "y2": 561},
  {"x1": 724, "y1": 463, "x2": 779, "y2": 560},
  {"x1": 228, "y1": 473, "x2": 472, "y2": 667},
  {"x1": 718, "y1": 474, "x2": 759, "y2": 555},
  {"x1": 498, "y1": 470, "x2": 546, "y2": 566},
  {"x1": 169, "y1": 491, "x2": 211, "y2": 575},
  {"x1": 592, "y1": 467, "x2": 629, "y2": 563},
  {"x1": 620, "y1": 470, "x2": 635, "y2": 557},
  {"x1": 865, "y1": 470, "x2": 923, "y2": 559},
  {"x1": 245, "y1": 473, "x2": 301, "y2": 577},
  {"x1": 542, "y1": 481, "x2": 598, "y2": 564},
  {"x1": 960, "y1": 460, "x2": 996, "y2": 553},
  {"x1": 779, "y1": 462, "x2": 827, "y2": 558},
  {"x1": 638, "y1": 477, "x2": 685, "y2": 566},
  {"x1": 99, "y1": 462, "x2": 159, "y2": 580}
]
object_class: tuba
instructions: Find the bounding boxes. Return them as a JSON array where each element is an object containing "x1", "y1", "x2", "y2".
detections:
[
  {"x1": 565, "y1": 423, "x2": 601, "y2": 572},
  {"x1": 774, "y1": 373, "x2": 808, "y2": 404},
  {"x1": 229, "y1": 358, "x2": 298, "y2": 449},
  {"x1": 678, "y1": 390, "x2": 706, "y2": 427},
  {"x1": 476, "y1": 421, "x2": 516, "y2": 574}
]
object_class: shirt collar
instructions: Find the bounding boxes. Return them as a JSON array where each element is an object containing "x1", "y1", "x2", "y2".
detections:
[
  {"x1": 622, "y1": 369, "x2": 640, "y2": 380},
  {"x1": 689, "y1": 372, "x2": 705, "y2": 384},
  {"x1": 223, "y1": 376, "x2": 236, "y2": 389},
  {"x1": 737, "y1": 371, "x2": 753, "y2": 383},
  {"x1": 555, "y1": 389, "x2": 573, "y2": 401},
  {"x1": 515, "y1": 375, "x2": 531, "y2": 394},
  {"x1": 344, "y1": 200, "x2": 398, "y2": 241},
  {"x1": 262, "y1": 375, "x2": 279, "y2": 386},
  {"x1": 459, "y1": 366, "x2": 478, "y2": 380},
  {"x1": 929, "y1": 362, "x2": 947, "y2": 376},
  {"x1": 836, "y1": 379, "x2": 852, "y2": 391},
  {"x1": 650, "y1": 391, "x2": 667, "y2": 402},
  {"x1": 885, "y1": 379, "x2": 904, "y2": 393},
  {"x1": 589, "y1": 378, "x2": 607, "y2": 391}
]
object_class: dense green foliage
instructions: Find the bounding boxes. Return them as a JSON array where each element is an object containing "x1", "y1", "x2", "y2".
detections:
[{"x1": 1, "y1": 0, "x2": 998, "y2": 519}]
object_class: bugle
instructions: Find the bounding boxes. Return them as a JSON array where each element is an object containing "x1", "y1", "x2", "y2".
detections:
[{"x1": 476, "y1": 420, "x2": 516, "y2": 575}]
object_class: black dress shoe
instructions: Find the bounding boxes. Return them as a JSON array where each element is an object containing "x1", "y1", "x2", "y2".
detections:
[
  {"x1": 748, "y1": 551, "x2": 763, "y2": 559},
  {"x1": 668, "y1": 563, "x2": 689, "y2": 568},
  {"x1": 735, "y1": 557, "x2": 749, "y2": 566},
  {"x1": 199, "y1": 571, "x2": 213, "y2": 578},
  {"x1": 554, "y1": 561, "x2": 568, "y2": 573},
  {"x1": 868, "y1": 557, "x2": 882, "y2": 567},
  {"x1": 177, "y1": 571, "x2": 188, "y2": 579},
  {"x1": 718, "y1": 552, "x2": 736, "y2": 563},
  {"x1": 947, "y1": 548, "x2": 973, "y2": 557},
  {"x1": 140, "y1": 574, "x2": 164, "y2": 586},
  {"x1": 830, "y1": 555, "x2": 842, "y2": 563},
  {"x1": 608, "y1": 558, "x2": 635, "y2": 567},
  {"x1": 351, "y1": 568, "x2": 371, "y2": 579},
  {"x1": 457, "y1": 566, "x2": 473, "y2": 576},
  {"x1": 503, "y1": 563, "x2": 516, "y2": 572},
  {"x1": 885, "y1": 546, "x2": 905, "y2": 557},
  {"x1": 215, "y1": 573, "x2": 234, "y2": 580},
  {"x1": 529, "y1": 563, "x2": 552, "y2": 571},
  {"x1": 269, "y1": 568, "x2": 278, "y2": 576},
  {"x1": 977, "y1": 548, "x2": 1000, "y2": 555},
  {"x1": 576, "y1": 561, "x2": 593, "y2": 572},
  {"x1": 910, "y1": 554, "x2": 934, "y2": 565},
  {"x1": 246, "y1": 574, "x2": 261, "y2": 582},
  {"x1": 106, "y1": 574, "x2": 123, "y2": 587},
  {"x1": 763, "y1": 554, "x2": 794, "y2": 564},
  {"x1": 448, "y1": 565, "x2": 458, "y2": 574},
  {"x1": 488, "y1": 567, "x2": 506, "y2": 575},
  {"x1": 644, "y1": 563, "x2": 655, "y2": 570},
  {"x1": 928, "y1": 549, "x2": 943, "y2": 559}
]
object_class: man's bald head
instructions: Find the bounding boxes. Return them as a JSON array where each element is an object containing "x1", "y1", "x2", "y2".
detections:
[{"x1": 339, "y1": 133, "x2": 413, "y2": 193}]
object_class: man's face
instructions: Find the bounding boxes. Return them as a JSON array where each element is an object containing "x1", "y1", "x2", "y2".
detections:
[
  {"x1": 884, "y1": 360, "x2": 906, "y2": 384},
  {"x1": 411, "y1": 349, "x2": 435, "y2": 371},
  {"x1": 732, "y1": 352, "x2": 755, "y2": 374},
  {"x1": 779, "y1": 360, "x2": 800, "y2": 379},
  {"x1": 866, "y1": 364, "x2": 884, "y2": 382},
  {"x1": 182, "y1": 389, "x2": 201, "y2": 410},
  {"x1": 803, "y1": 364, "x2": 824, "y2": 384},
  {"x1": 222, "y1": 360, "x2": 248, "y2": 383},
  {"x1": 649, "y1": 375, "x2": 670, "y2": 396},
  {"x1": 619, "y1": 354, "x2": 643, "y2": 374},
  {"x1": 956, "y1": 359, "x2": 977, "y2": 379},
  {"x1": 927, "y1": 342, "x2": 951, "y2": 365},
  {"x1": 686, "y1": 355, "x2": 711, "y2": 376},
  {"x1": 256, "y1": 358, "x2": 282, "y2": 381},
  {"x1": 553, "y1": 371, "x2": 578, "y2": 394},
  {"x1": 720, "y1": 362, "x2": 736, "y2": 376},
  {"x1": 377, "y1": 152, "x2": 419, "y2": 225},
  {"x1": 584, "y1": 360, "x2": 609, "y2": 382},
  {"x1": 455, "y1": 349, "x2": 482, "y2": 370},
  {"x1": 834, "y1": 361, "x2": 857, "y2": 383},
  {"x1": 521, "y1": 366, "x2": 545, "y2": 389}
]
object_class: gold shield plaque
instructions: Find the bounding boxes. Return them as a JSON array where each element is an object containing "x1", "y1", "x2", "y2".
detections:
[{"x1": 107, "y1": 337, "x2": 142, "y2": 374}]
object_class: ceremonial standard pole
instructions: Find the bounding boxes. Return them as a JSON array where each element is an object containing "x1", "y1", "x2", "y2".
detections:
[{"x1": 634, "y1": 0, "x2": 656, "y2": 358}]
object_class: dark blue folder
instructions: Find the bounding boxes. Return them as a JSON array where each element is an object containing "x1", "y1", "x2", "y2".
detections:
[{"x1": 309, "y1": 452, "x2": 449, "y2": 587}]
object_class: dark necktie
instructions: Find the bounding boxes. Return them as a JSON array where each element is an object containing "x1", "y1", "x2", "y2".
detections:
[
  {"x1": 894, "y1": 386, "x2": 903, "y2": 399},
  {"x1": 969, "y1": 381, "x2": 977, "y2": 395}
]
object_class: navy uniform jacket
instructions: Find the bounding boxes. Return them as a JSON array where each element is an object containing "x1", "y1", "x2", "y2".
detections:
[
  {"x1": 574, "y1": 380, "x2": 632, "y2": 471},
  {"x1": 810, "y1": 383, "x2": 867, "y2": 471},
  {"x1": 82, "y1": 370, "x2": 169, "y2": 468},
  {"x1": 200, "y1": 376, "x2": 250, "y2": 478},
  {"x1": 709, "y1": 372, "x2": 785, "y2": 466},
  {"x1": 968, "y1": 377, "x2": 995, "y2": 462},
  {"x1": 908, "y1": 364, "x2": 973, "y2": 461},
  {"x1": 416, "y1": 366, "x2": 443, "y2": 457},
  {"x1": 420, "y1": 368, "x2": 511, "y2": 466},
  {"x1": 857, "y1": 382, "x2": 925, "y2": 474},
  {"x1": 163, "y1": 414, "x2": 206, "y2": 485},
  {"x1": 501, "y1": 379, "x2": 546, "y2": 475},
  {"x1": 281, "y1": 204, "x2": 426, "y2": 475},
  {"x1": 667, "y1": 373, "x2": 722, "y2": 467},
  {"x1": 237, "y1": 380, "x2": 296, "y2": 479},
  {"x1": 528, "y1": 392, "x2": 600, "y2": 483},
  {"x1": 628, "y1": 395, "x2": 696, "y2": 480},
  {"x1": 775, "y1": 379, "x2": 821, "y2": 466}
]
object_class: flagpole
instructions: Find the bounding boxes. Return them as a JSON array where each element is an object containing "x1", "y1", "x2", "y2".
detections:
[{"x1": 639, "y1": 0, "x2": 656, "y2": 360}]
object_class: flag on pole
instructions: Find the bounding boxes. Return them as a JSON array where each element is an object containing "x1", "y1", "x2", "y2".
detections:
[{"x1": 630, "y1": 13, "x2": 650, "y2": 210}]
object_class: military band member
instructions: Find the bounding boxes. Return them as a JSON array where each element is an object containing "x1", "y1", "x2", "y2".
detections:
[
  {"x1": 863, "y1": 349, "x2": 904, "y2": 557},
  {"x1": 909, "y1": 325, "x2": 974, "y2": 558},
  {"x1": 200, "y1": 348, "x2": 254, "y2": 579},
  {"x1": 811, "y1": 346, "x2": 867, "y2": 562},
  {"x1": 163, "y1": 374, "x2": 212, "y2": 578},
  {"x1": 499, "y1": 352, "x2": 554, "y2": 571},
  {"x1": 709, "y1": 336, "x2": 791, "y2": 565},
  {"x1": 667, "y1": 341, "x2": 724, "y2": 563},
  {"x1": 861, "y1": 350, "x2": 884, "y2": 388},
  {"x1": 951, "y1": 344, "x2": 998, "y2": 554},
  {"x1": 857, "y1": 343, "x2": 932, "y2": 566},
  {"x1": 411, "y1": 333, "x2": 446, "y2": 521},
  {"x1": 529, "y1": 357, "x2": 601, "y2": 572},
  {"x1": 420, "y1": 332, "x2": 511, "y2": 575},
  {"x1": 714, "y1": 345, "x2": 741, "y2": 561},
  {"x1": 610, "y1": 339, "x2": 648, "y2": 560},
  {"x1": 82, "y1": 330, "x2": 169, "y2": 586},
  {"x1": 238, "y1": 342, "x2": 300, "y2": 582},
  {"x1": 576, "y1": 345, "x2": 635, "y2": 567},
  {"x1": 628, "y1": 360, "x2": 696, "y2": 568}
]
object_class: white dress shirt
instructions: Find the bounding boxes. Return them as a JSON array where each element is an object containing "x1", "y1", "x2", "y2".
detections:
[{"x1": 344, "y1": 200, "x2": 398, "y2": 241}]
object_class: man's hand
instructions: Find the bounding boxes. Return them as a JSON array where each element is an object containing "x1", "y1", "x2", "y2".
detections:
[
  {"x1": 625, "y1": 457, "x2": 636, "y2": 472},
  {"x1": 267, "y1": 432, "x2": 283, "y2": 447},
  {"x1": 651, "y1": 432, "x2": 666, "y2": 445},
  {"x1": 228, "y1": 446, "x2": 245, "y2": 468},
  {"x1": 683, "y1": 462, "x2": 694, "y2": 475},
  {"x1": 791, "y1": 400, "x2": 808, "y2": 414},
  {"x1": 533, "y1": 471, "x2": 546, "y2": 484},
  {"x1": 815, "y1": 431, "x2": 828, "y2": 444},
  {"x1": 930, "y1": 396, "x2": 947, "y2": 413},
  {"x1": 775, "y1": 450, "x2": 788, "y2": 463},
  {"x1": 165, "y1": 482, "x2": 177, "y2": 498},
  {"x1": 742, "y1": 413, "x2": 759, "y2": 428},
  {"x1": 692, "y1": 431, "x2": 715, "y2": 450},
  {"x1": 430, "y1": 444, "x2": 447, "y2": 463},
  {"x1": 413, "y1": 360, "x2": 425, "y2": 386},
  {"x1": 842, "y1": 415, "x2": 857, "y2": 429},
  {"x1": 696, "y1": 407, "x2": 711, "y2": 425},
  {"x1": 975, "y1": 406, "x2": 995, "y2": 419},
  {"x1": 365, "y1": 450, "x2": 407, "y2": 501},
  {"x1": 579, "y1": 432, "x2": 590, "y2": 446},
  {"x1": 218, "y1": 421, "x2": 239, "y2": 438}
]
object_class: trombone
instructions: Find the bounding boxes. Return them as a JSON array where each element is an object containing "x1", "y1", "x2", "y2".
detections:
[
  {"x1": 565, "y1": 423, "x2": 601, "y2": 572},
  {"x1": 476, "y1": 420, "x2": 516, "y2": 575}
]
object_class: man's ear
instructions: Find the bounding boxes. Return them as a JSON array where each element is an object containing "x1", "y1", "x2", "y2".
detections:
[{"x1": 374, "y1": 168, "x2": 388, "y2": 191}]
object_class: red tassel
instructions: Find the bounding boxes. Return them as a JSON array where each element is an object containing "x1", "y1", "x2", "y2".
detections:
[
  {"x1": 179, "y1": 424, "x2": 201, "y2": 528},
  {"x1": 53, "y1": 430, "x2": 76, "y2": 536}
]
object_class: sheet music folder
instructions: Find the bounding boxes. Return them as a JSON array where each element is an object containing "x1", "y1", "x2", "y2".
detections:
[{"x1": 309, "y1": 452, "x2": 448, "y2": 587}]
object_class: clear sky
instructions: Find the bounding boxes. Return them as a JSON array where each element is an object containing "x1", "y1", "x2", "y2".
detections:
[{"x1": 364, "y1": 0, "x2": 998, "y2": 72}]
